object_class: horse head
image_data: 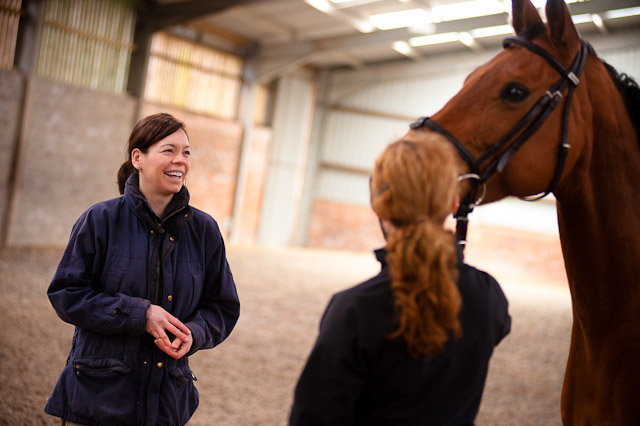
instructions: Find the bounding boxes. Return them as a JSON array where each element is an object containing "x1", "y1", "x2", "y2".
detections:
[{"x1": 408, "y1": 0, "x2": 593, "y2": 205}]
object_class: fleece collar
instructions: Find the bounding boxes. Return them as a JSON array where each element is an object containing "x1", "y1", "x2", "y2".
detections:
[{"x1": 124, "y1": 172, "x2": 192, "y2": 239}]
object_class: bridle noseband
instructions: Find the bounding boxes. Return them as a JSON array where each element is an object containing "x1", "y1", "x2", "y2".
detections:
[{"x1": 410, "y1": 35, "x2": 589, "y2": 248}]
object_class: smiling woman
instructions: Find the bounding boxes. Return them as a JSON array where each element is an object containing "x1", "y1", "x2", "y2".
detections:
[{"x1": 45, "y1": 113, "x2": 240, "y2": 426}]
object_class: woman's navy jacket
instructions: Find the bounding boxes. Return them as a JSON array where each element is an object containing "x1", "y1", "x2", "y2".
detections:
[{"x1": 45, "y1": 175, "x2": 240, "y2": 426}]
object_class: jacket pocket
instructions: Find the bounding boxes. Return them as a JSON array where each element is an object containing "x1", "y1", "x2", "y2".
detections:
[
  {"x1": 73, "y1": 357, "x2": 131, "y2": 377},
  {"x1": 65, "y1": 357, "x2": 137, "y2": 424}
]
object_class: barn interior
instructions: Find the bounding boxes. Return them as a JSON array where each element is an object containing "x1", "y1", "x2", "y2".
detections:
[{"x1": 1, "y1": 0, "x2": 638, "y2": 424}]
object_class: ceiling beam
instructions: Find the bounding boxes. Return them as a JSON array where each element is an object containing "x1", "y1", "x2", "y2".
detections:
[
  {"x1": 256, "y1": 49, "x2": 365, "y2": 82},
  {"x1": 565, "y1": 0, "x2": 640, "y2": 16},
  {"x1": 138, "y1": 0, "x2": 274, "y2": 32}
]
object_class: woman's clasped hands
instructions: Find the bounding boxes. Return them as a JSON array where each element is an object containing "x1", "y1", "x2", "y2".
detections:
[{"x1": 145, "y1": 304, "x2": 193, "y2": 359}]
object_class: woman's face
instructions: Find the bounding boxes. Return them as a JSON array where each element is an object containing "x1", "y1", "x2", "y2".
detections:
[{"x1": 132, "y1": 129, "x2": 190, "y2": 198}]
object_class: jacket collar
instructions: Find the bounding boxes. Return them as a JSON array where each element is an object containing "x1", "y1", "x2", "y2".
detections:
[
  {"x1": 374, "y1": 247, "x2": 388, "y2": 269},
  {"x1": 124, "y1": 172, "x2": 192, "y2": 238}
]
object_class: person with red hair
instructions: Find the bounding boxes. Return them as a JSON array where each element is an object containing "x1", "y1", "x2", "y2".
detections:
[{"x1": 290, "y1": 134, "x2": 511, "y2": 425}]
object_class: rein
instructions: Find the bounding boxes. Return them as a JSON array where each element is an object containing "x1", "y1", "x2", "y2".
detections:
[{"x1": 410, "y1": 36, "x2": 589, "y2": 248}]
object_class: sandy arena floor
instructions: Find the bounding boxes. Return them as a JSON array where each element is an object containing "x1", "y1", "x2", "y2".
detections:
[{"x1": 0, "y1": 239, "x2": 572, "y2": 425}]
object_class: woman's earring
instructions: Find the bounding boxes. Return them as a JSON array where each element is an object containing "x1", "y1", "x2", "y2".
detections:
[{"x1": 138, "y1": 165, "x2": 142, "y2": 171}]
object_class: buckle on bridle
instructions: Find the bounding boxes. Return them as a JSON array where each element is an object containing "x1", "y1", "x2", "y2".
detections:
[
  {"x1": 546, "y1": 90, "x2": 563, "y2": 101},
  {"x1": 568, "y1": 72, "x2": 580, "y2": 86}
]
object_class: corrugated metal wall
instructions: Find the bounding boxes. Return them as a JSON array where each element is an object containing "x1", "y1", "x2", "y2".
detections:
[
  {"x1": 258, "y1": 73, "x2": 316, "y2": 247},
  {"x1": 37, "y1": 0, "x2": 135, "y2": 94},
  {"x1": 314, "y1": 59, "x2": 477, "y2": 207},
  {"x1": 145, "y1": 32, "x2": 243, "y2": 120},
  {"x1": 0, "y1": 0, "x2": 21, "y2": 70}
]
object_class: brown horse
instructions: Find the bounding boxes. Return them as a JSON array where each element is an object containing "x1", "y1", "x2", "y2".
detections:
[{"x1": 406, "y1": 0, "x2": 640, "y2": 424}]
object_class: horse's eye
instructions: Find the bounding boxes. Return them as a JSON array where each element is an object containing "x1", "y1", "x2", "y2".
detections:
[{"x1": 501, "y1": 83, "x2": 530, "y2": 102}]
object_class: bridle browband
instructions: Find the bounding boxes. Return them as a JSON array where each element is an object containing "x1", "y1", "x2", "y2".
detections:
[{"x1": 410, "y1": 35, "x2": 589, "y2": 248}]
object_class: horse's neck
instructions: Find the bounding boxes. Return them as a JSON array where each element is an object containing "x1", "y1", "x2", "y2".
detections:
[{"x1": 555, "y1": 77, "x2": 640, "y2": 322}]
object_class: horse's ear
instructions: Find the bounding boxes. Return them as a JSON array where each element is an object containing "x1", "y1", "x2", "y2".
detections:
[
  {"x1": 546, "y1": 0, "x2": 580, "y2": 47},
  {"x1": 512, "y1": 0, "x2": 543, "y2": 36}
]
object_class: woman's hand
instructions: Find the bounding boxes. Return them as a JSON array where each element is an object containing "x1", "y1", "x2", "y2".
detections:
[
  {"x1": 154, "y1": 330, "x2": 193, "y2": 360},
  {"x1": 145, "y1": 304, "x2": 192, "y2": 359}
]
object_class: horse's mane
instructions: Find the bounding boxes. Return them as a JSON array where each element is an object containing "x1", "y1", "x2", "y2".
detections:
[{"x1": 586, "y1": 42, "x2": 640, "y2": 138}]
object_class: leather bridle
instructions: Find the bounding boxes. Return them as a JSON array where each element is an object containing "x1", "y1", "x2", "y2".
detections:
[{"x1": 410, "y1": 36, "x2": 589, "y2": 248}]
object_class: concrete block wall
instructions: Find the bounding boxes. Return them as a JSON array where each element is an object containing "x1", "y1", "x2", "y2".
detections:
[{"x1": 6, "y1": 77, "x2": 137, "y2": 247}]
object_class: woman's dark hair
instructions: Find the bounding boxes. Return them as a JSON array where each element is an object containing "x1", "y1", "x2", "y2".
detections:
[
  {"x1": 117, "y1": 113, "x2": 187, "y2": 194},
  {"x1": 370, "y1": 135, "x2": 461, "y2": 358}
]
